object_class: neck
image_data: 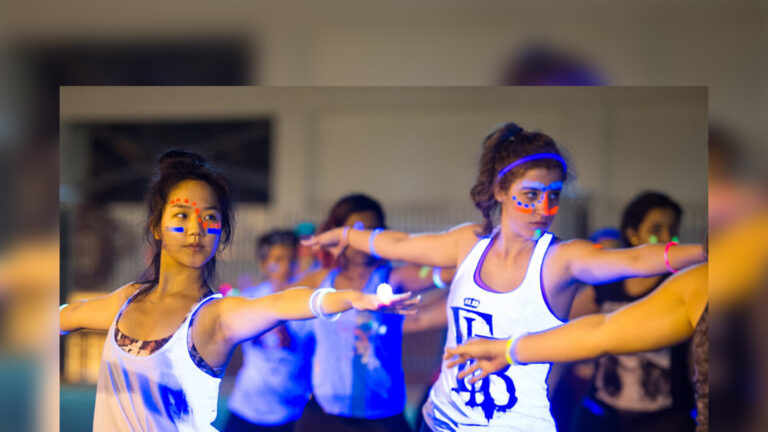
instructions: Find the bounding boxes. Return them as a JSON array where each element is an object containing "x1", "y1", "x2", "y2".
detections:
[
  {"x1": 496, "y1": 224, "x2": 535, "y2": 259},
  {"x1": 153, "y1": 253, "x2": 205, "y2": 299}
]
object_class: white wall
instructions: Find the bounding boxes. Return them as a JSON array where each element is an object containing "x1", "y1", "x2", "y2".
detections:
[{"x1": 61, "y1": 86, "x2": 707, "y2": 217}]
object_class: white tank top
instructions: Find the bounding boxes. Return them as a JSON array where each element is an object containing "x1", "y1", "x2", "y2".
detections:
[
  {"x1": 93, "y1": 291, "x2": 223, "y2": 431},
  {"x1": 425, "y1": 231, "x2": 563, "y2": 431}
]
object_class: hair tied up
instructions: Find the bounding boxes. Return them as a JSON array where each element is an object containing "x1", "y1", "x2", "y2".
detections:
[
  {"x1": 158, "y1": 148, "x2": 207, "y2": 166},
  {"x1": 499, "y1": 123, "x2": 523, "y2": 142}
]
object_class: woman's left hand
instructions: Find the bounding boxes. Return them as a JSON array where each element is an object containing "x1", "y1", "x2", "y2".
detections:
[{"x1": 444, "y1": 338, "x2": 510, "y2": 383}]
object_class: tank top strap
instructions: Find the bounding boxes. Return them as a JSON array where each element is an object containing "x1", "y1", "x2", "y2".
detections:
[
  {"x1": 112, "y1": 284, "x2": 148, "y2": 328},
  {"x1": 523, "y1": 232, "x2": 554, "y2": 284},
  {"x1": 183, "y1": 292, "x2": 224, "y2": 331}
]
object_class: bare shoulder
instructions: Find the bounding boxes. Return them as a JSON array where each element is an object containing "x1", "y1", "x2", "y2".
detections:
[
  {"x1": 102, "y1": 282, "x2": 145, "y2": 307},
  {"x1": 450, "y1": 223, "x2": 484, "y2": 265},
  {"x1": 451, "y1": 223, "x2": 484, "y2": 246}
]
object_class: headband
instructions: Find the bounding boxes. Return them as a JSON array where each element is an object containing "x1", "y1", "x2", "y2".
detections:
[{"x1": 496, "y1": 153, "x2": 567, "y2": 182}]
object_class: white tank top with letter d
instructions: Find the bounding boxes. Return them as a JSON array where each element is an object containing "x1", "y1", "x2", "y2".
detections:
[
  {"x1": 93, "y1": 292, "x2": 222, "y2": 431},
  {"x1": 424, "y1": 231, "x2": 563, "y2": 431}
]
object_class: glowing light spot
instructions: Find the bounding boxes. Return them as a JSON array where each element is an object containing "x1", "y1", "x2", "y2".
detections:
[
  {"x1": 419, "y1": 266, "x2": 431, "y2": 279},
  {"x1": 376, "y1": 283, "x2": 394, "y2": 306}
]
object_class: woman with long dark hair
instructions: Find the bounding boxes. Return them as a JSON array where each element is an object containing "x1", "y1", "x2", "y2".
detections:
[{"x1": 60, "y1": 150, "x2": 416, "y2": 431}]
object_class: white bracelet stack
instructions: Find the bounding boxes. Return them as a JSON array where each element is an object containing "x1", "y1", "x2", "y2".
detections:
[{"x1": 309, "y1": 288, "x2": 341, "y2": 321}]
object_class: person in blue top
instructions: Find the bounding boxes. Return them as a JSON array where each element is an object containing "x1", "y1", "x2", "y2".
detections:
[
  {"x1": 293, "y1": 193, "x2": 445, "y2": 432},
  {"x1": 225, "y1": 230, "x2": 315, "y2": 432}
]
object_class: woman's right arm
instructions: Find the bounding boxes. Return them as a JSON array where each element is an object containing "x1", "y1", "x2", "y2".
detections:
[
  {"x1": 304, "y1": 223, "x2": 479, "y2": 268},
  {"x1": 60, "y1": 283, "x2": 142, "y2": 333},
  {"x1": 444, "y1": 264, "x2": 708, "y2": 382}
]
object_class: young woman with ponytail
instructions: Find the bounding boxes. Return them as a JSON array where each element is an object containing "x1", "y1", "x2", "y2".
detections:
[{"x1": 304, "y1": 123, "x2": 707, "y2": 431}]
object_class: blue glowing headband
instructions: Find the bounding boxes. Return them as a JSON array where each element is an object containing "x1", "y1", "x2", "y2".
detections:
[{"x1": 496, "y1": 153, "x2": 567, "y2": 182}]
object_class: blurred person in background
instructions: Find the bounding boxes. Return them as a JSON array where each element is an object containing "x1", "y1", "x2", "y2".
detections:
[
  {"x1": 568, "y1": 191, "x2": 694, "y2": 432},
  {"x1": 294, "y1": 222, "x2": 321, "y2": 279},
  {"x1": 293, "y1": 193, "x2": 442, "y2": 432},
  {"x1": 225, "y1": 230, "x2": 314, "y2": 432}
]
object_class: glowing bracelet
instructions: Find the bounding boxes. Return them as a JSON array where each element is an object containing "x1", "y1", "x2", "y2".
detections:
[
  {"x1": 664, "y1": 241, "x2": 679, "y2": 274},
  {"x1": 341, "y1": 226, "x2": 350, "y2": 247},
  {"x1": 308, "y1": 289, "x2": 322, "y2": 318},
  {"x1": 312, "y1": 288, "x2": 341, "y2": 321},
  {"x1": 369, "y1": 228, "x2": 383, "y2": 259},
  {"x1": 59, "y1": 304, "x2": 70, "y2": 336},
  {"x1": 506, "y1": 336, "x2": 524, "y2": 366},
  {"x1": 432, "y1": 267, "x2": 447, "y2": 289}
]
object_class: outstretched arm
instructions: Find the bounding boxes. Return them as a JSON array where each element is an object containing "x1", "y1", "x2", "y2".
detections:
[
  {"x1": 445, "y1": 263, "x2": 707, "y2": 382},
  {"x1": 207, "y1": 286, "x2": 417, "y2": 347},
  {"x1": 303, "y1": 223, "x2": 478, "y2": 268},
  {"x1": 562, "y1": 239, "x2": 706, "y2": 285},
  {"x1": 60, "y1": 283, "x2": 142, "y2": 333}
]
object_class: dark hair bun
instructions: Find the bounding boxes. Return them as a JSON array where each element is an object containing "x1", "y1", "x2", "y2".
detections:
[
  {"x1": 158, "y1": 149, "x2": 208, "y2": 173},
  {"x1": 497, "y1": 123, "x2": 523, "y2": 142}
]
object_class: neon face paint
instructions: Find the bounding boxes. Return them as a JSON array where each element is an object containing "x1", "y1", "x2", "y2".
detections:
[
  {"x1": 671, "y1": 236, "x2": 679, "y2": 243},
  {"x1": 168, "y1": 197, "x2": 221, "y2": 236},
  {"x1": 533, "y1": 229, "x2": 542, "y2": 240},
  {"x1": 203, "y1": 221, "x2": 222, "y2": 236},
  {"x1": 649, "y1": 234, "x2": 659, "y2": 244},
  {"x1": 512, "y1": 180, "x2": 562, "y2": 215}
]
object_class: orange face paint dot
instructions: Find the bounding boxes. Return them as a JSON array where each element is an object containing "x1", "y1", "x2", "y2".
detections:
[
  {"x1": 184, "y1": 198, "x2": 189, "y2": 204},
  {"x1": 192, "y1": 202, "x2": 196, "y2": 207},
  {"x1": 195, "y1": 208, "x2": 200, "y2": 214}
]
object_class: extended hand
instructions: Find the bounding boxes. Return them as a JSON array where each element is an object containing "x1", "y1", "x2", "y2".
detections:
[
  {"x1": 443, "y1": 338, "x2": 510, "y2": 383},
  {"x1": 351, "y1": 290, "x2": 421, "y2": 315},
  {"x1": 301, "y1": 227, "x2": 347, "y2": 258}
]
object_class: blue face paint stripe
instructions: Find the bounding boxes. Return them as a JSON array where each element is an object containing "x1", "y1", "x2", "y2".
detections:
[
  {"x1": 207, "y1": 228, "x2": 221, "y2": 235},
  {"x1": 166, "y1": 227, "x2": 184, "y2": 233}
]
